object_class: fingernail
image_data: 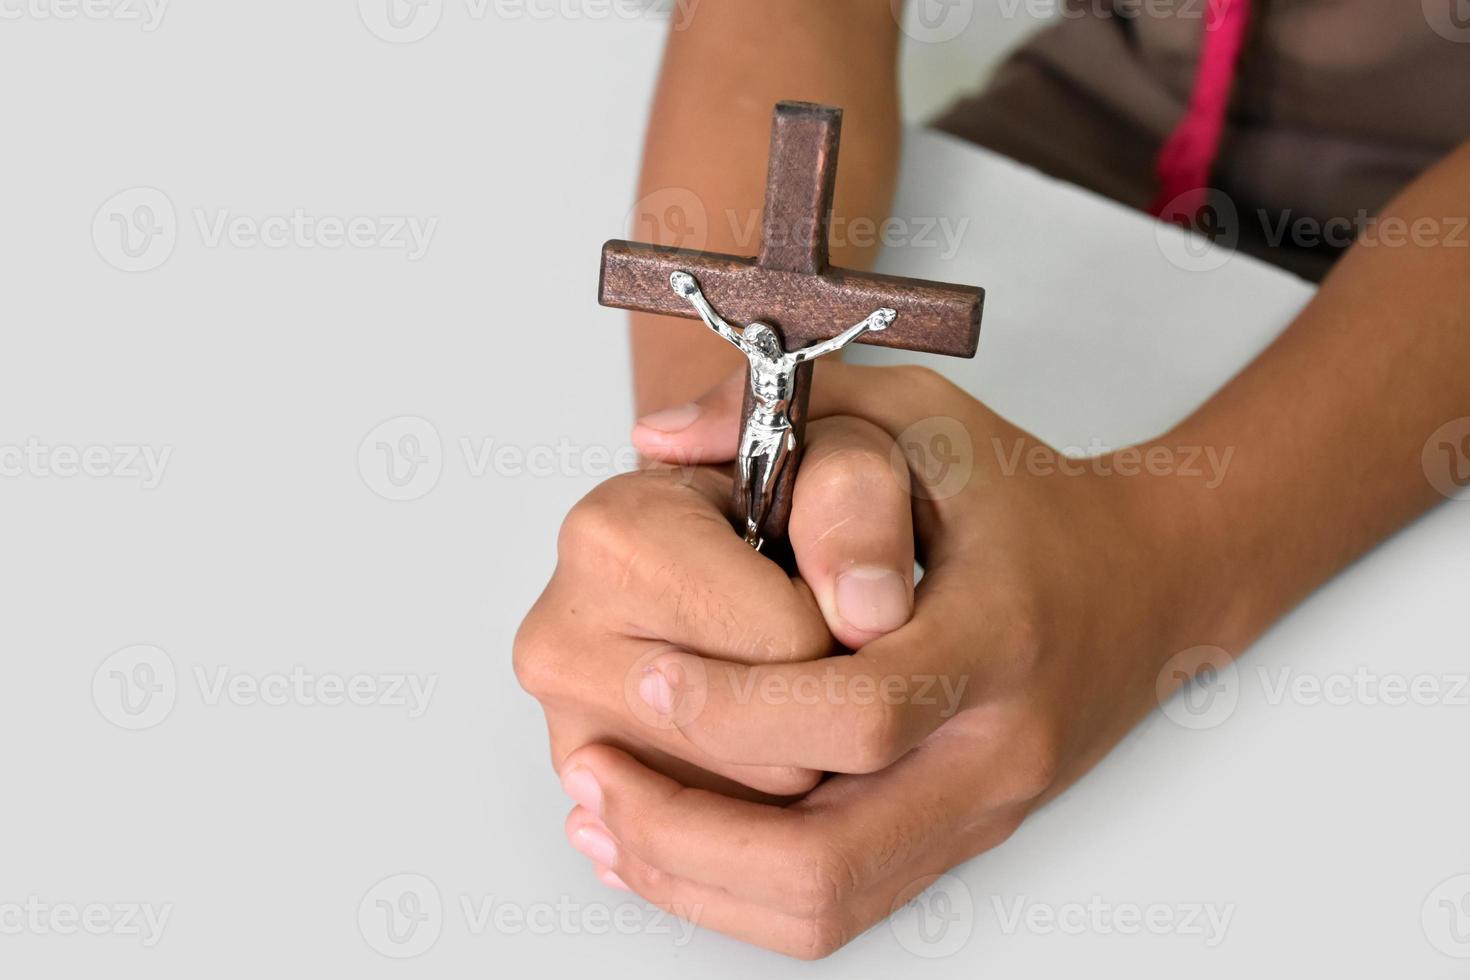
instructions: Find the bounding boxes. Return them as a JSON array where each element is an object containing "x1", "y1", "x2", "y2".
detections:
[
  {"x1": 560, "y1": 766, "x2": 603, "y2": 815},
  {"x1": 571, "y1": 824, "x2": 618, "y2": 866},
  {"x1": 639, "y1": 665, "x2": 676, "y2": 715},
  {"x1": 835, "y1": 566, "x2": 911, "y2": 634},
  {"x1": 636, "y1": 402, "x2": 701, "y2": 434},
  {"x1": 597, "y1": 867, "x2": 630, "y2": 892}
]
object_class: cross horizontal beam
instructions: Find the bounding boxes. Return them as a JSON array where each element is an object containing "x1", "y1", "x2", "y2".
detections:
[{"x1": 598, "y1": 240, "x2": 983, "y2": 357}]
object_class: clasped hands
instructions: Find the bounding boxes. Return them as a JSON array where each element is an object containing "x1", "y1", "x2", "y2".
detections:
[{"x1": 515, "y1": 361, "x2": 1200, "y2": 958}]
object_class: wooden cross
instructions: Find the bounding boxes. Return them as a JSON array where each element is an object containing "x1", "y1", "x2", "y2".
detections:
[{"x1": 599, "y1": 101, "x2": 984, "y2": 551}]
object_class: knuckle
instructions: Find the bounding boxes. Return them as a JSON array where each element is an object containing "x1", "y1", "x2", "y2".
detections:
[
  {"x1": 556, "y1": 475, "x2": 638, "y2": 563},
  {"x1": 983, "y1": 588, "x2": 1047, "y2": 682},
  {"x1": 803, "y1": 448, "x2": 898, "y2": 503},
  {"x1": 771, "y1": 614, "x2": 837, "y2": 665},
  {"x1": 510, "y1": 607, "x2": 559, "y2": 700},
  {"x1": 784, "y1": 837, "x2": 862, "y2": 917},
  {"x1": 750, "y1": 766, "x2": 822, "y2": 798},
  {"x1": 803, "y1": 422, "x2": 901, "y2": 492},
  {"x1": 992, "y1": 714, "x2": 1063, "y2": 805},
  {"x1": 847, "y1": 697, "x2": 904, "y2": 773},
  {"x1": 892, "y1": 364, "x2": 960, "y2": 401},
  {"x1": 793, "y1": 914, "x2": 851, "y2": 961}
]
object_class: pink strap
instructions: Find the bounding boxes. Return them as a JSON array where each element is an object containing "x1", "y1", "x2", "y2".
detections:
[{"x1": 1150, "y1": 0, "x2": 1253, "y2": 220}]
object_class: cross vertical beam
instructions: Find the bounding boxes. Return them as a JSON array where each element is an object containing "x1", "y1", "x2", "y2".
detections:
[
  {"x1": 598, "y1": 101, "x2": 985, "y2": 553},
  {"x1": 758, "y1": 103, "x2": 841, "y2": 275}
]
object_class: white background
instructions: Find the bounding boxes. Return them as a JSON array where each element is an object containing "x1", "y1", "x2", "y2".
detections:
[{"x1": 2, "y1": 1, "x2": 1468, "y2": 976}]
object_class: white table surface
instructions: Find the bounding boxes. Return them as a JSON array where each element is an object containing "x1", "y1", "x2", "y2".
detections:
[{"x1": 3, "y1": 7, "x2": 1468, "y2": 977}]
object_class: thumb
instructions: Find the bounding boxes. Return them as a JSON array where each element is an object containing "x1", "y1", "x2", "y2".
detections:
[
  {"x1": 790, "y1": 416, "x2": 916, "y2": 650},
  {"x1": 631, "y1": 370, "x2": 745, "y2": 464}
]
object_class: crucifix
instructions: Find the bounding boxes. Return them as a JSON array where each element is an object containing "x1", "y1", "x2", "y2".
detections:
[{"x1": 599, "y1": 101, "x2": 984, "y2": 556}]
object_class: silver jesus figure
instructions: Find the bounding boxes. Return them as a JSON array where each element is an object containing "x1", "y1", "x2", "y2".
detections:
[{"x1": 670, "y1": 270, "x2": 895, "y2": 551}]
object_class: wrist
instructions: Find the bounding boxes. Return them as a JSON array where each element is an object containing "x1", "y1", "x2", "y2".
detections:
[{"x1": 1109, "y1": 445, "x2": 1257, "y2": 659}]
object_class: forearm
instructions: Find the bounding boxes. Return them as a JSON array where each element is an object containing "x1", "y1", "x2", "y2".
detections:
[
  {"x1": 630, "y1": 0, "x2": 902, "y2": 414},
  {"x1": 1145, "y1": 143, "x2": 1470, "y2": 654}
]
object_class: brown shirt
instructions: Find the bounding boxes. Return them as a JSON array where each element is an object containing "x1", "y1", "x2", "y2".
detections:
[{"x1": 934, "y1": 0, "x2": 1470, "y2": 279}]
